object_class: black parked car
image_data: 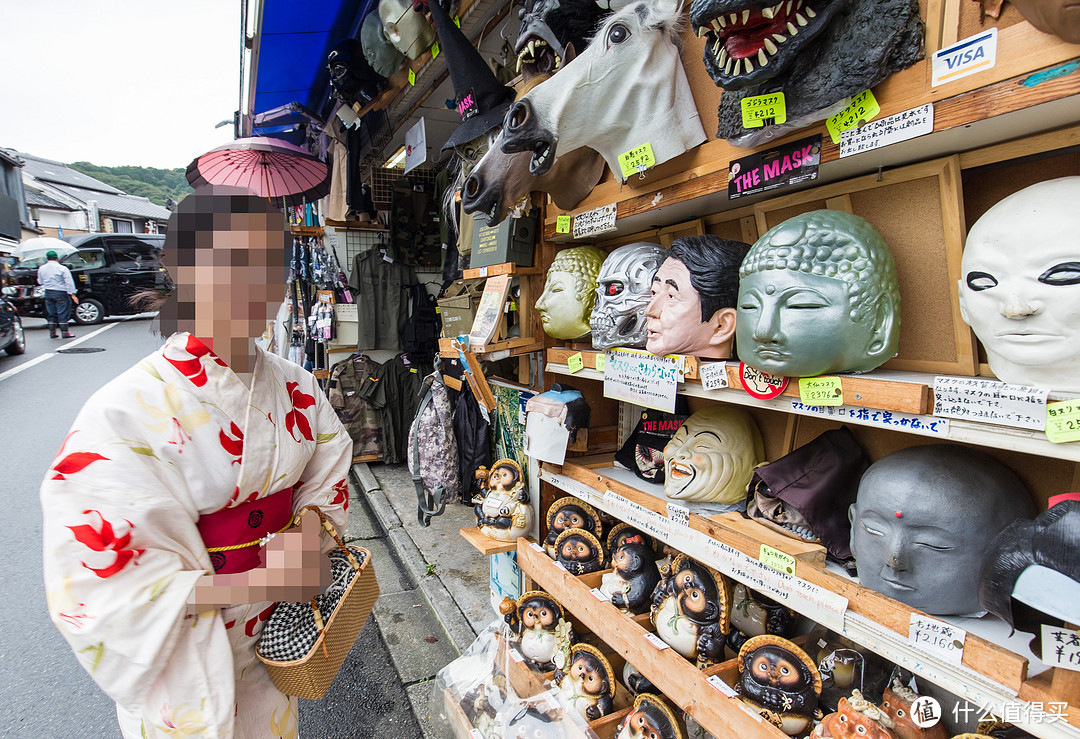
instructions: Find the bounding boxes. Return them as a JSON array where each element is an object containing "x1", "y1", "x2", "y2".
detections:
[
  {"x1": 0, "y1": 294, "x2": 26, "y2": 356},
  {"x1": 4, "y1": 233, "x2": 167, "y2": 324}
]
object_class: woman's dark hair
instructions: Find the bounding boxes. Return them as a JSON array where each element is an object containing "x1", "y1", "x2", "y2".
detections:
[{"x1": 668, "y1": 236, "x2": 750, "y2": 322}]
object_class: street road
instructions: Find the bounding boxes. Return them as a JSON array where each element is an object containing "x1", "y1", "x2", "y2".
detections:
[{"x1": 0, "y1": 317, "x2": 420, "y2": 738}]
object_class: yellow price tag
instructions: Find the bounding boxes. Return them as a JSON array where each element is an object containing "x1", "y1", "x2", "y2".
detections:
[
  {"x1": 741, "y1": 92, "x2": 787, "y2": 129},
  {"x1": 618, "y1": 143, "x2": 656, "y2": 179},
  {"x1": 434, "y1": 306, "x2": 441, "y2": 314},
  {"x1": 826, "y1": 89, "x2": 880, "y2": 143},
  {"x1": 509, "y1": 302, "x2": 517, "y2": 311},
  {"x1": 596, "y1": 354, "x2": 606, "y2": 373},
  {"x1": 431, "y1": 42, "x2": 440, "y2": 60},
  {"x1": 567, "y1": 352, "x2": 584, "y2": 373},
  {"x1": 556, "y1": 215, "x2": 572, "y2": 234},
  {"x1": 408, "y1": 68, "x2": 416, "y2": 86},
  {"x1": 798, "y1": 376, "x2": 844, "y2": 406},
  {"x1": 454, "y1": 15, "x2": 461, "y2": 27},
  {"x1": 760, "y1": 545, "x2": 796, "y2": 575},
  {"x1": 1046, "y1": 400, "x2": 1080, "y2": 443}
]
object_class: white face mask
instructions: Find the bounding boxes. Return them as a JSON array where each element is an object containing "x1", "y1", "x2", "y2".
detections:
[
  {"x1": 592, "y1": 242, "x2": 666, "y2": 350},
  {"x1": 958, "y1": 177, "x2": 1080, "y2": 391},
  {"x1": 378, "y1": 0, "x2": 435, "y2": 60},
  {"x1": 662, "y1": 406, "x2": 764, "y2": 504}
]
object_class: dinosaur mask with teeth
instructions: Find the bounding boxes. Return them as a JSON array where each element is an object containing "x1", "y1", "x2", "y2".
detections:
[{"x1": 689, "y1": 0, "x2": 925, "y2": 146}]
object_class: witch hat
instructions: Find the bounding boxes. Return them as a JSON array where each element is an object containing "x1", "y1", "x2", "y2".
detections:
[{"x1": 418, "y1": 0, "x2": 516, "y2": 151}]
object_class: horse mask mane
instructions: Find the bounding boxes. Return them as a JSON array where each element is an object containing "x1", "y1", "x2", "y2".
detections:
[{"x1": 501, "y1": 0, "x2": 706, "y2": 182}]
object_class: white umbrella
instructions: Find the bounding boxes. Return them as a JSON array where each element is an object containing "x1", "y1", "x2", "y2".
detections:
[{"x1": 11, "y1": 237, "x2": 77, "y2": 266}]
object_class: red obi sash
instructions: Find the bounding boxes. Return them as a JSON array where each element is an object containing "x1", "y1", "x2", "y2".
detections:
[{"x1": 197, "y1": 486, "x2": 295, "y2": 574}]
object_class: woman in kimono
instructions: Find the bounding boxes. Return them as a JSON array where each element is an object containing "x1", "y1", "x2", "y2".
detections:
[{"x1": 40, "y1": 186, "x2": 353, "y2": 738}]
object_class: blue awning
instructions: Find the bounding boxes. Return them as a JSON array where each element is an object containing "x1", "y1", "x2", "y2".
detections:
[{"x1": 251, "y1": 0, "x2": 376, "y2": 126}]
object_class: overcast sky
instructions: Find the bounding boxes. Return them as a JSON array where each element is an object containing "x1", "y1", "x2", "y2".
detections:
[{"x1": 1, "y1": 0, "x2": 241, "y2": 170}]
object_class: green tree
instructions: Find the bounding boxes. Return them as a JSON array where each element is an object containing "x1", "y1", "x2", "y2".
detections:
[{"x1": 68, "y1": 162, "x2": 193, "y2": 208}]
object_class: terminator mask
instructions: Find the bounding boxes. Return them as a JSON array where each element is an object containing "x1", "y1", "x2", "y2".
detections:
[
  {"x1": 379, "y1": 0, "x2": 435, "y2": 60},
  {"x1": 591, "y1": 242, "x2": 667, "y2": 350},
  {"x1": 663, "y1": 405, "x2": 765, "y2": 505}
]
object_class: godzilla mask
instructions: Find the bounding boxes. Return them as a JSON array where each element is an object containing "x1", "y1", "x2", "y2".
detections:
[{"x1": 689, "y1": 0, "x2": 925, "y2": 146}]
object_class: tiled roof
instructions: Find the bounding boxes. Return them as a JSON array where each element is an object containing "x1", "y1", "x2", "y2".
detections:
[
  {"x1": 24, "y1": 188, "x2": 75, "y2": 210},
  {"x1": 51, "y1": 184, "x2": 171, "y2": 220},
  {"x1": 17, "y1": 152, "x2": 124, "y2": 194}
]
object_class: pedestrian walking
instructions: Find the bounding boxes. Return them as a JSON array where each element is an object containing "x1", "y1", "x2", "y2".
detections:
[{"x1": 36, "y1": 250, "x2": 79, "y2": 338}]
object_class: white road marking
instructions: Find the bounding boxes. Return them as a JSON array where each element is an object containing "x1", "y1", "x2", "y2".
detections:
[{"x1": 0, "y1": 322, "x2": 118, "y2": 382}]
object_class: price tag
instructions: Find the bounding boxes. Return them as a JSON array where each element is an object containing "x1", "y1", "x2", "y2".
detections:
[
  {"x1": 1041, "y1": 625, "x2": 1080, "y2": 672},
  {"x1": 567, "y1": 352, "x2": 584, "y2": 373},
  {"x1": 699, "y1": 362, "x2": 729, "y2": 390},
  {"x1": 618, "y1": 143, "x2": 656, "y2": 179},
  {"x1": 476, "y1": 266, "x2": 489, "y2": 278},
  {"x1": 826, "y1": 89, "x2": 880, "y2": 144},
  {"x1": 908, "y1": 614, "x2": 966, "y2": 665},
  {"x1": 431, "y1": 41, "x2": 440, "y2": 60},
  {"x1": 666, "y1": 502, "x2": 690, "y2": 527},
  {"x1": 509, "y1": 647, "x2": 525, "y2": 663},
  {"x1": 454, "y1": 15, "x2": 461, "y2": 27},
  {"x1": 741, "y1": 92, "x2": 787, "y2": 128},
  {"x1": 1046, "y1": 400, "x2": 1080, "y2": 443},
  {"x1": 759, "y1": 544, "x2": 796, "y2": 575},
  {"x1": 408, "y1": 68, "x2": 416, "y2": 86},
  {"x1": 529, "y1": 541, "x2": 545, "y2": 554},
  {"x1": 556, "y1": 215, "x2": 572, "y2": 234},
  {"x1": 595, "y1": 354, "x2": 606, "y2": 373},
  {"x1": 590, "y1": 588, "x2": 609, "y2": 602},
  {"x1": 434, "y1": 306, "x2": 441, "y2": 314},
  {"x1": 553, "y1": 559, "x2": 567, "y2": 571},
  {"x1": 643, "y1": 632, "x2": 670, "y2": 650},
  {"x1": 799, "y1": 376, "x2": 843, "y2": 406},
  {"x1": 470, "y1": 729, "x2": 484, "y2": 739},
  {"x1": 707, "y1": 674, "x2": 739, "y2": 698}
]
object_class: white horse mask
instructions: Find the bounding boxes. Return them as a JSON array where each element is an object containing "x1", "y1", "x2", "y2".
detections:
[{"x1": 500, "y1": 0, "x2": 706, "y2": 182}]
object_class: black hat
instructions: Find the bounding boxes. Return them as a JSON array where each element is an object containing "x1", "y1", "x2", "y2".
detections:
[{"x1": 419, "y1": 0, "x2": 516, "y2": 151}]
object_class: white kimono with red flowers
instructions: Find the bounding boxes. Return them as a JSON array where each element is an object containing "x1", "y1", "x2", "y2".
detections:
[{"x1": 41, "y1": 333, "x2": 352, "y2": 739}]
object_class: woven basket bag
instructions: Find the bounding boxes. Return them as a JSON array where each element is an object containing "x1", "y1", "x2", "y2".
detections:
[{"x1": 257, "y1": 506, "x2": 379, "y2": 699}]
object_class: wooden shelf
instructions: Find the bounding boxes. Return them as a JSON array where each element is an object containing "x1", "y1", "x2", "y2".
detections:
[
  {"x1": 290, "y1": 225, "x2": 324, "y2": 236},
  {"x1": 439, "y1": 335, "x2": 545, "y2": 359},
  {"x1": 462, "y1": 262, "x2": 543, "y2": 280},
  {"x1": 537, "y1": 461, "x2": 1080, "y2": 736},
  {"x1": 545, "y1": 362, "x2": 1080, "y2": 463},
  {"x1": 459, "y1": 527, "x2": 521, "y2": 556}
]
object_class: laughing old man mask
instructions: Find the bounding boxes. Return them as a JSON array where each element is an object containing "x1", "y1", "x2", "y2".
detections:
[
  {"x1": 849, "y1": 444, "x2": 1035, "y2": 616},
  {"x1": 645, "y1": 236, "x2": 750, "y2": 358},
  {"x1": 737, "y1": 210, "x2": 900, "y2": 378},
  {"x1": 592, "y1": 242, "x2": 667, "y2": 350},
  {"x1": 958, "y1": 177, "x2": 1080, "y2": 392},
  {"x1": 536, "y1": 245, "x2": 606, "y2": 340},
  {"x1": 663, "y1": 405, "x2": 765, "y2": 505}
]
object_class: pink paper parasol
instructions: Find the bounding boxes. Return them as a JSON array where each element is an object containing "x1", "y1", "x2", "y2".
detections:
[{"x1": 186, "y1": 136, "x2": 330, "y2": 205}]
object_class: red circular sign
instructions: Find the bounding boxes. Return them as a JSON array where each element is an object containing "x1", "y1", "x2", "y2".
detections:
[{"x1": 738, "y1": 362, "x2": 789, "y2": 399}]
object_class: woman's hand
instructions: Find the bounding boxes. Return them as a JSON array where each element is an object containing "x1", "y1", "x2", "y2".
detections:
[{"x1": 186, "y1": 509, "x2": 331, "y2": 615}]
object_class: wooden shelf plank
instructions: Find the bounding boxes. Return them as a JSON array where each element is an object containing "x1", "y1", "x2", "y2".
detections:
[
  {"x1": 462, "y1": 262, "x2": 543, "y2": 280},
  {"x1": 722, "y1": 364, "x2": 929, "y2": 415},
  {"x1": 458, "y1": 527, "x2": 521, "y2": 556}
]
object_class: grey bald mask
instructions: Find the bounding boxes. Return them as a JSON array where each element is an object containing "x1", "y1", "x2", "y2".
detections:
[{"x1": 591, "y1": 242, "x2": 667, "y2": 350}]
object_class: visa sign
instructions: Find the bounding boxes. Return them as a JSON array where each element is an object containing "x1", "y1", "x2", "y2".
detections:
[{"x1": 932, "y1": 28, "x2": 997, "y2": 87}]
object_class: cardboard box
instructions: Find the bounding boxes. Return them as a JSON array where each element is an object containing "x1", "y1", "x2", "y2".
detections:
[
  {"x1": 438, "y1": 278, "x2": 485, "y2": 339},
  {"x1": 469, "y1": 211, "x2": 536, "y2": 268}
]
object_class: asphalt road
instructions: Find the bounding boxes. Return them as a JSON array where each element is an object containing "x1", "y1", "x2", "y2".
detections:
[{"x1": 0, "y1": 316, "x2": 420, "y2": 738}]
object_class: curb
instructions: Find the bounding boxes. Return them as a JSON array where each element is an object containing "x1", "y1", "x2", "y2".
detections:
[{"x1": 350, "y1": 463, "x2": 478, "y2": 655}]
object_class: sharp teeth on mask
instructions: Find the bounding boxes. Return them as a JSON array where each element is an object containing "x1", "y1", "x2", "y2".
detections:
[
  {"x1": 554, "y1": 54, "x2": 562, "y2": 68},
  {"x1": 786, "y1": 0, "x2": 794, "y2": 13},
  {"x1": 741, "y1": 9, "x2": 751, "y2": 23},
  {"x1": 796, "y1": 11, "x2": 808, "y2": 24},
  {"x1": 730, "y1": 12, "x2": 739, "y2": 24},
  {"x1": 698, "y1": 24, "x2": 710, "y2": 36},
  {"x1": 713, "y1": 37, "x2": 723, "y2": 54},
  {"x1": 529, "y1": 40, "x2": 537, "y2": 56},
  {"x1": 805, "y1": 6, "x2": 816, "y2": 16},
  {"x1": 761, "y1": 5, "x2": 775, "y2": 18},
  {"x1": 773, "y1": 32, "x2": 787, "y2": 42},
  {"x1": 787, "y1": 20, "x2": 798, "y2": 33},
  {"x1": 725, "y1": 57, "x2": 735, "y2": 75},
  {"x1": 718, "y1": 47, "x2": 728, "y2": 65},
  {"x1": 744, "y1": 56, "x2": 754, "y2": 72},
  {"x1": 763, "y1": 38, "x2": 778, "y2": 54},
  {"x1": 716, "y1": 15, "x2": 727, "y2": 27},
  {"x1": 516, "y1": 55, "x2": 523, "y2": 72},
  {"x1": 757, "y1": 48, "x2": 768, "y2": 65}
]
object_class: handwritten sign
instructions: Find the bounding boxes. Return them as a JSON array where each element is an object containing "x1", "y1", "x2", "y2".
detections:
[
  {"x1": 555, "y1": 215, "x2": 572, "y2": 234},
  {"x1": 740, "y1": 362, "x2": 789, "y2": 399},
  {"x1": 572, "y1": 203, "x2": 617, "y2": 239},
  {"x1": 759, "y1": 545, "x2": 796, "y2": 575},
  {"x1": 741, "y1": 92, "x2": 787, "y2": 128},
  {"x1": 932, "y1": 28, "x2": 997, "y2": 87},
  {"x1": 595, "y1": 354, "x2": 606, "y2": 373},
  {"x1": 799, "y1": 377, "x2": 844, "y2": 406},
  {"x1": 567, "y1": 352, "x2": 584, "y2": 373},
  {"x1": 618, "y1": 143, "x2": 656, "y2": 179},
  {"x1": 1041, "y1": 625, "x2": 1080, "y2": 671},
  {"x1": 840, "y1": 104, "x2": 934, "y2": 158},
  {"x1": 908, "y1": 614, "x2": 966, "y2": 665},
  {"x1": 791, "y1": 400, "x2": 951, "y2": 437},
  {"x1": 728, "y1": 134, "x2": 821, "y2": 200},
  {"x1": 1046, "y1": 400, "x2": 1080, "y2": 443},
  {"x1": 603, "y1": 349, "x2": 679, "y2": 413},
  {"x1": 699, "y1": 362, "x2": 729, "y2": 390},
  {"x1": 933, "y1": 376, "x2": 1047, "y2": 430},
  {"x1": 408, "y1": 68, "x2": 416, "y2": 86},
  {"x1": 825, "y1": 89, "x2": 880, "y2": 144},
  {"x1": 666, "y1": 502, "x2": 690, "y2": 527}
]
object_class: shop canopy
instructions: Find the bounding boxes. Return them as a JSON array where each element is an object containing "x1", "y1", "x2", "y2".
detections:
[{"x1": 249, "y1": 0, "x2": 375, "y2": 135}]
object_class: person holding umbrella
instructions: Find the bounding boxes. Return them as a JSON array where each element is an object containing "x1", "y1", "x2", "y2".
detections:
[{"x1": 37, "y1": 249, "x2": 79, "y2": 338}]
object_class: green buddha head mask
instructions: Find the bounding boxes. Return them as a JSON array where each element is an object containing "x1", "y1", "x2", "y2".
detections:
[
  {"x1": 536, "y1": 245, "x2": 606, "y2": 339},
  {"x1": 737, "y1": 210, "x2": 901, "y2": 378}
]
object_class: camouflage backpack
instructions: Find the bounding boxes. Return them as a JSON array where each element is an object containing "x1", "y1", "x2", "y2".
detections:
[{"x1": 408, "y1": 372, "x2": 460, "y2": 526}]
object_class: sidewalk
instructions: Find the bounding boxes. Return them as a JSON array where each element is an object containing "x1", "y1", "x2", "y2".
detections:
[{"x1": 343, "y1": 461, "x2": 493, "y2": 737}]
